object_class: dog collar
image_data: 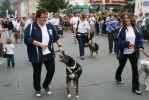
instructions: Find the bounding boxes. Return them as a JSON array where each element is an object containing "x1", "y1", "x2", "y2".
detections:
[{"x1": 70, "y1": 62, "x2": 76, "y2": 69}]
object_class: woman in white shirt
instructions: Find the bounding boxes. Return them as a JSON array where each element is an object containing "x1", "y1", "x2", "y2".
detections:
[
  {"x1": 74, "y1": 12, "x2": 91, "y2": 60},
  {"x1": 115, "y1": 13, "x2": 144, "y2": 95}
]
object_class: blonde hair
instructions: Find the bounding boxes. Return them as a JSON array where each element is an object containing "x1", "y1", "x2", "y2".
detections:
[
  {"x1": 80, "y1": 12, "x2": 86, "y2": 19},
  {"x1": 6, "y1": 37, "x2": 13, "y2": 44}
]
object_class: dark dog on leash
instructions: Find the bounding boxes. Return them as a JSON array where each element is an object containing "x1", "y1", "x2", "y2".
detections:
[
  {"x1": 85, "y1": 42, "x2": 99, "y2": 58},
  {"x1": 59, "y1": 51, "x2": 82, "y2": 98},
  {"x1": 89, "y1": 43, "x2": 99, "y2": 58}
]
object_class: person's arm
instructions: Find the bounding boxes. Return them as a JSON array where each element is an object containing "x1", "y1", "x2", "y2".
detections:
[
  {"x1": 73, "y1": 22, "x2": 77, "y2": 39},
  {"x1": 86, "y1": 21, "x2": 91, "y2": 39},
  {"x1": 56, "y1": 39, "x2": 63, "y2": 52},
  {"x1": 33, "y1": 40, "x2": 47, "y2": 50}
]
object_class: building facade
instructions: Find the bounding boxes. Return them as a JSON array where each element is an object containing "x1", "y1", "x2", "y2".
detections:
[{"x1": 12, "y1": 0, "x2": 38, "y2": 18}]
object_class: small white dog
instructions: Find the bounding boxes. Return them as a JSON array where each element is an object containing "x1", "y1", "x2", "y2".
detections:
[{"x1": 139, "y1": 58, "x2": 149, "y2": 91}]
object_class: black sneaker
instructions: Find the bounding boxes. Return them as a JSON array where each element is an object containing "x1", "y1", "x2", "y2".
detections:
[
  {"x1": 132, "y1": 89, "x2": 142, "y2": 95},
  {"x1": 43, "y1": 86, "x2": 52, "y2": 95},
  {"x1": 35, "y1": 91, "x2": 41, "y2": 97}
]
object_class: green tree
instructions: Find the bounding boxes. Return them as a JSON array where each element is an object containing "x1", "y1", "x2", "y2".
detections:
[
  {"x1": 0, "y1": 0, "x2": 13, "y2": 18},
  {"x1": 38, "y1": 0, "x2": 67, "y2": 13},
  {"x1": 124, "y1": 0, "x2": 135, "y2": 12}
]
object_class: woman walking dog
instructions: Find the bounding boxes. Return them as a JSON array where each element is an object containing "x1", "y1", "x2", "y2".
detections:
[
  {"x1": 74, "y1": 12, "x2": 91, "y2": 60},
  {"x1": 115, "y1": 13, "x2": 144, "y2": 95},
  {"x1": 24, "y1": 8, "x2": 63, "y2": 97}
]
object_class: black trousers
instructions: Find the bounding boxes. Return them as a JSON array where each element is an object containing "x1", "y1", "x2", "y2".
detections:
[
  {"x1": 142, "y1": 26, "x2": 148, "y2": 40},
  {"x1": 115, "y1": 52, "x2": 140, "y2": 90},
  {"x1": 32, "y1": 57, "x2": 55, "y2": 91},
  {"x1": 76, "y1": 33, "x2": 88, "y2": 57}
]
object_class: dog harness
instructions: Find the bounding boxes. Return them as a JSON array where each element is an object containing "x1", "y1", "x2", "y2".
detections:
[{"x1": 66, "y1": 61, "x2": 81, "y2": 79}]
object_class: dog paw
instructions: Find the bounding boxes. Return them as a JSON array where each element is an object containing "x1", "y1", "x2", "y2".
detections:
[
  {"x1": 76, "y1": 95, "x2": 79, "y2": 98},
  {"x1": 68, "y1": 94, "x2": 71, "y2": 98}
]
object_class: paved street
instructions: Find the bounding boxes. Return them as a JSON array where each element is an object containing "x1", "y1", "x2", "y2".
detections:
[{"x1": 0, "y1": 31, "x2": 149, "y2": 100}]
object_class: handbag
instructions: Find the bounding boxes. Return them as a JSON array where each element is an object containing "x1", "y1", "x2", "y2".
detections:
[{"x1": 3, "y1": 51, "x2": 7, "y2": 58}]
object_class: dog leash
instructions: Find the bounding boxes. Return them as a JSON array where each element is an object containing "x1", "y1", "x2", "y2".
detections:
[
  {"x1": 142, "y1": 51, "x2": 149, "y2": 58},
  {"x1": 134, "y1": 47, "x2": 149, "y2": 58}
]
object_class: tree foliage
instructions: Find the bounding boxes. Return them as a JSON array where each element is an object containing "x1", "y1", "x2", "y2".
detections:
[
  {"x1": 0, "y1": 0, "x2": 13, "y2": 18},
  {"x1": 38, "y1": 0, "x2": 67, "y2": 13}
]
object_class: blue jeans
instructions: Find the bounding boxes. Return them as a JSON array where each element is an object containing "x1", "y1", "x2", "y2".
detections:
[
  {"x1": 7, "y1": 54, "x2": 15, "y2": 67},
  {"x1": 6, "y1": 30, "x2": 13, "y2": 38},
  {"x1": 76, "y1": 33, "x2": 88, "y2": 57}
]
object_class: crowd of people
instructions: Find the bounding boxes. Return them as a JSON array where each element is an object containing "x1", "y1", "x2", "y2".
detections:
[{"x1": 0, "y1": 8, "x2": 149, "y2": 97}]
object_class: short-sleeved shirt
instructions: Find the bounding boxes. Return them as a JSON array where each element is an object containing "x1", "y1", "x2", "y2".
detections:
[{"x1": 74, "y1": 20, "x2": 90, "y2": 33}]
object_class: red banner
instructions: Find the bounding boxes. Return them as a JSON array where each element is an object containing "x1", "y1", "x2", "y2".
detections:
[
  {"x1": 90, "y1": 0, "x2": 102, "y2": 3},
  {"x1": 105, "y1": 0, "x2": 110, "y2": 3}
]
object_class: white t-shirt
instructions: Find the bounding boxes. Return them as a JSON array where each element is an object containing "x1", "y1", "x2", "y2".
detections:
[
  {"x1": 142, "y1": 17, "x2": 146, "y2": 26},
  {"x1": 39, "y1": 24, "x2": 51, "y2": 55},
  {"x1": 5, "y1": 44, "x2": 15, "y2": 54},
  {"x1": 123, "y1": 26, "x2": 136, "y2": 54},
  {"x1": 51, "y1": 18, "x2": 59, "y2": 26},
  {"x1": 25, "y1": 19, "x2": 32, "y2": 28},
  {"x1": 12, "y1": 20, "x2": 17, "y2": 28},
  {"x1": 74, "y1": 20, "x2": 90, "y2": 33},
  {"x1": 89, "y1": 17, "x2": 96, "y2": 25},
  {"x1": 70, "y1": 16, "x2": 79, "y2": 27}
]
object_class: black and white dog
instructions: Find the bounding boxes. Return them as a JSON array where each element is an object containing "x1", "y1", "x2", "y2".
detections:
[
  {"x1": 139, "y1": 58, "x2": 149, "y2": 91},
  {"x1": 59, "y1": 51, "x2": 82, "y2": 98},
  {"x1": 85, "y1": 42, "x2": 99, "y2": 58},
  {"x1": 88, "y1": 43, "x2": 99, "y2": 58}
]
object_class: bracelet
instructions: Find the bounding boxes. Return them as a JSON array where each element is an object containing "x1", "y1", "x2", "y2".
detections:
[{"x1": 58, "y1": 45, "x2": 62, "y2": 47}]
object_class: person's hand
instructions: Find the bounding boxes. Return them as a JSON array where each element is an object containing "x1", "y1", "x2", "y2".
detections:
[
  {"x1": 40, "y1": 43, "x2": 47, "y2": 49},
  {"x1": 74, "y1": 33, "x2": 76, "y2": 39},
  {"x1": 88, "y1": 35, "x2": 90, "y2": 40},
  {"x1": 128, "y1": 43, "x2": 134, "y2": 49},
  {"x1": 4, "y1": 28, "x2": 8, "y2": 31},
  {"x1": 138, "y1": 48, "x2": 144, "y2": 52},
  {"x1": 59, "y1": 47, "x2": 64, "y2": 53},
  {"x1": 111, "y1": 28, "x2": 115, "y2": 31}
]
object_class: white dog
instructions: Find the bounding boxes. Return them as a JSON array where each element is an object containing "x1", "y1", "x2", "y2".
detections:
[{"x1": 139, "y1": 58, "x2": 149, "y2": 91}]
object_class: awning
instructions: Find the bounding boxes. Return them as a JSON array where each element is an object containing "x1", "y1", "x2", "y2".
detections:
[
  {"x1": 105, "y1": 5, "x2": 123, "y2": 9},
  {"x1": 73, "y1": 5, "x2": 89, "y2": 9},
  {"x1": 111, "y1": 0, "x2": 125, "y2": 3}
]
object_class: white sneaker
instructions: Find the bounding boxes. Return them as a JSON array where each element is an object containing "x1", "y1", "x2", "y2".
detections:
[
  {"x1": 43, "y1": 86, "x2": 52, "y2": 95},
  {"x1": 35, "y1": 91, "x2": 41, "y2": 97},
  {"x1": 110, "y1": 52, "x2": 115, "y2": 55},
  {"x1": 46, "y1": 90, "x2": 52, "y2": 95},
  {"x1": 0, "y1": 60, "x2": 4, "y2": 65}
]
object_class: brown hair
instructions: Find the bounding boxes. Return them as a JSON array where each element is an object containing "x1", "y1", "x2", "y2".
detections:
[
  {"x1": 36, "y1": 8, "x2": 48, "y2": 18},
  {"x1": 6, "y1": 37, "x2": 13, "y2": 44},
  {"x1": 122, "y1": 13, "x2": 136, "y2": 27},
  {"x1": 122, "y1": 13, "x2": 136, "y2": 32}
]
